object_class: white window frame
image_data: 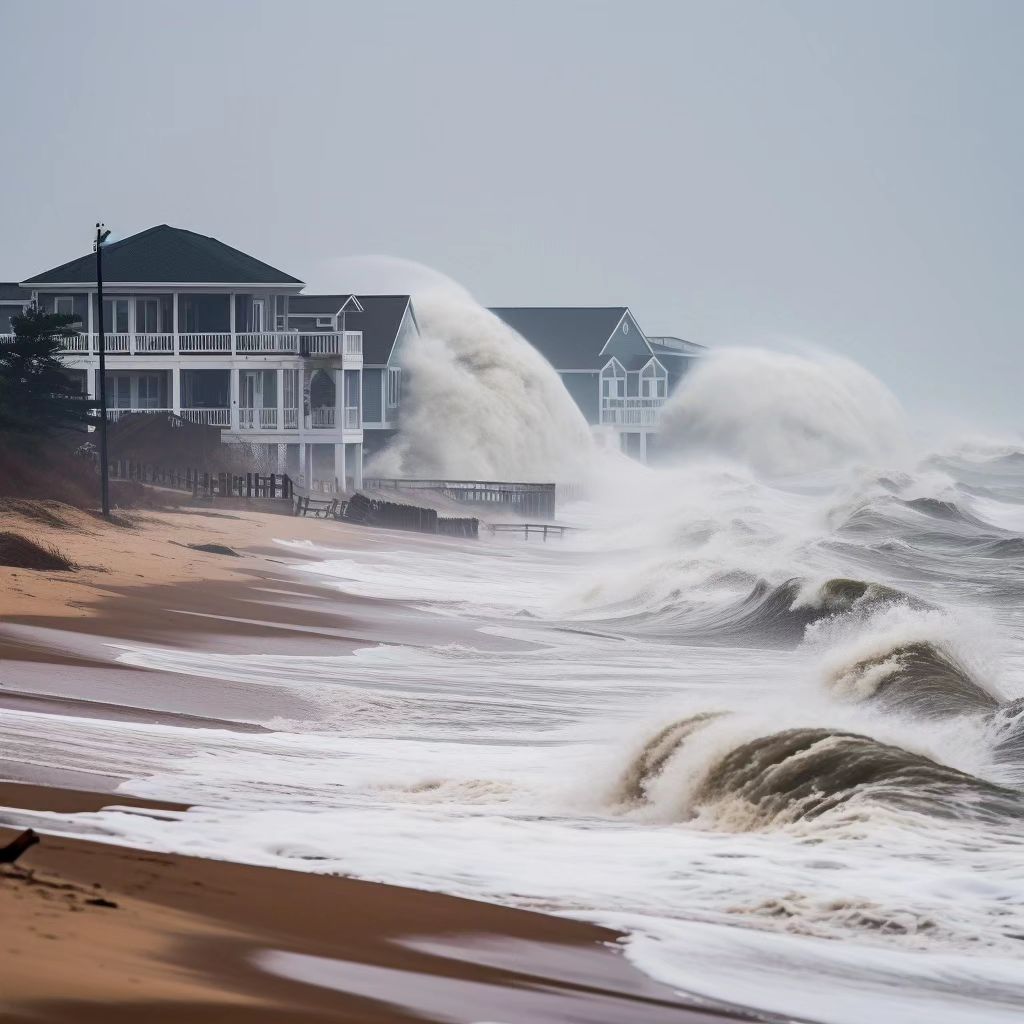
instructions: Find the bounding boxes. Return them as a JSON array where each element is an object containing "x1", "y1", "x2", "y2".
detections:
[
  {"x1": 640, "y1": 359, "x2": 668, "y2": 399},
  {"x1": 54, "y1": 296, "x2": 75, "y2": 316},
  {"x1": 600, "y1": 359, "x2": 626, "y2": 400},
  {"x1": 387, "y1": 367, "x2": 402, "y2": 408},
  {"x1": 316, "y1": 316, "x2": 333, "y2": 328}
]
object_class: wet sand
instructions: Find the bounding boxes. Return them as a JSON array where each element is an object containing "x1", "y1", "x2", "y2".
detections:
[{"x1": 0, "y1": 502, "x2": 762, "y2": 1022}]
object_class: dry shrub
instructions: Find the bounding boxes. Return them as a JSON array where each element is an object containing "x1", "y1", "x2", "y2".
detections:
[{"x1": 0, "y1": 531, "x2": 78, "y2": 571}]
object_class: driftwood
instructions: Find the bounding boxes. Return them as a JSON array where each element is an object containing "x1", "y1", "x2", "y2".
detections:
[{"x1": 0, "y1": 829, "x2": 39, "y2": 865}]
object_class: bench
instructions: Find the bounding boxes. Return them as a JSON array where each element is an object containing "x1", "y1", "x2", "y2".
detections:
[{"x1": 295, "y1": 495, "x2": 340, "y2": 519}]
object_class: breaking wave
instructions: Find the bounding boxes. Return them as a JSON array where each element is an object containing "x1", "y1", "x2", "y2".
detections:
[
  {"x1": 656, "y1": 348, "x2": 910, "y2": 476},
  {"x1": 366, "y1": 290, "x2": 598, "y2": 482},
  {"x1": 694, "y1": 728, "x2": 1024, "y2": 829}
]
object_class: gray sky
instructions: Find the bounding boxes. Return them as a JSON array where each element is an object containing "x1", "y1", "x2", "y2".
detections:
[{"x1": 2, "y1": 0, "x2": 1021, "y2": 426}]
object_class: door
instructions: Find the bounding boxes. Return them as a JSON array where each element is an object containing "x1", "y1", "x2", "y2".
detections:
[
  {"x1": 102, "y1": 298, "x2": 129, "y2": 334},
  {"x1": 251, "y1": 299, "x2": 265, "y2": 333}
]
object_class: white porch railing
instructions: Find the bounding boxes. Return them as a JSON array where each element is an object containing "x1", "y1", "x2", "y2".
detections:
[
  {"x1": 105, "y1": 407, "x2": 172, "y2": 422},
  {"x1": 600, "y1": 398, "x2": 666, "y2": 427},
  {"x1": 283, "y1": 408, "x2": 299, "y2": 429},
  {"x1": 134, "y1": 333, "x2": 175, "y2": 353},
  {"x1": 302, "y1": 333, "x2": 341, "y2": 356},
  {"x1": 236, "y1": 332, "x2": 299, "y2": 354},
  {"x1": 311, "y1": 407, "x2": 335, "y2": 428},
  {"x1": 4, "y1": 330, "x2": 361, "y2": 359},
  {"x1": 344, "y1": 406, "x2": 360, "y2": 429},
  {"x1": 179, "y1": 408, "x2": 230, "y2": 426},
  {"x1": 238, "y1": 408, "x2": 279, "y2": 430},
  {"x1": 178, "y1": 333, "x2": 232, "y2": 353},
  {"x1": 104, "y1": 333, "x2": 131, "y2": 353}
]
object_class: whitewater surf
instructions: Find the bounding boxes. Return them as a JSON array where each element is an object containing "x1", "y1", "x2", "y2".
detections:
[{"x1": 5, "y1": 344, "x2": 1024, "y2": 1023}]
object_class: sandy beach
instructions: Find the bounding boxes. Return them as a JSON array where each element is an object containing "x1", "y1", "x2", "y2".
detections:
[{"x1": 0, "y1": 501, "x2": 756, "y2": 1023}]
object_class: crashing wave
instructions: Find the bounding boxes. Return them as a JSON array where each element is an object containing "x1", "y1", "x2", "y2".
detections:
[
  {"x1": 694, "y1": 728, "x2": 1024, "y2": 829},
  {"x1": 826, "y1": 640, "x2": 1000, "y2": 718}
]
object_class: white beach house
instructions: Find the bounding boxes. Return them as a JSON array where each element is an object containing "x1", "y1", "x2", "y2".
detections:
[{"x1": 3, "y1": 225, "x2": 365, "y2": 488}]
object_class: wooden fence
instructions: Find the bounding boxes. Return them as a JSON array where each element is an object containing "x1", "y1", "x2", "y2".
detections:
[
  {"x1": 342, "y1": 493, "x2": 478, "y2": 538},
  {"x1": 109, "y1": 460, "x2": 293, "y2": 500}
]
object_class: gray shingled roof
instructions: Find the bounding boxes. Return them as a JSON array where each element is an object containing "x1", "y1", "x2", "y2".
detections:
[
  {"x1": 0, "y1": 283, "x2": 30, "y2": 301},
  {"x1": 489, "y1": 307, "x2": 629, "y2": 370},
  {"x1": 289, "y1": 294, "x2": 349, "y2": 315},
  {"x1": 22, "y1": 225, "x2": 303, "y2": 286},
  {"x1": 348, "y1": 295, "x2": 411, "y2": 364}
]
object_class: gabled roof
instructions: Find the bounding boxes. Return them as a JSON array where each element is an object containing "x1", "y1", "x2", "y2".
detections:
[
  {"x1": 0, "y1": 283, "x2": 30, "y2": 302},
  {"x1": 488, "y1": 307, "x2": 633, "y2": 370},
  {"x1": 347, "y1": 295, "x2": 412, "y2": 364},
  {"x1": 22, "y1": 225, "x2": 303, "y2": 287}
]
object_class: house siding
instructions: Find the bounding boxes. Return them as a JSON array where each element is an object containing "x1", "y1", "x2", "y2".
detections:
[
  {"x1": 561, "y1": 372, "x2": 600, "y2": 424},
  {"x1": 362, "y1": 367, "x2": 384, "y2": 422},
  {"x1": 600, "y1": 313, "x2": 650, "y2": 363}
]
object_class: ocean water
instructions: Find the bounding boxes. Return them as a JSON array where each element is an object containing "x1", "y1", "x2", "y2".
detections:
[{"x1": 4, "y1": 344, "x2": 1024, "y2": 1022}]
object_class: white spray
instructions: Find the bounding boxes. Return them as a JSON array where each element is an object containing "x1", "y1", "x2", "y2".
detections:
[
  {"x1": 367, "y1": 291, "x2": 598, "y2": 482},
  {"x1": 658, "y1": 347, "x2": 911, "y2": 476}
]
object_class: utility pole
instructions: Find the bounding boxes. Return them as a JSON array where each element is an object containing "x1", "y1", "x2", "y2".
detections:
[{"x1": 94, "y1": 223, "x2": 111, "y2": 517}]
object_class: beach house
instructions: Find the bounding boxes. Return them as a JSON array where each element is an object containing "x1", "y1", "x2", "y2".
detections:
[
  {"x1": 3, "y1": 225, "x2": 365, "y2": 488},
  {"x1": 488, "y1": 307, "x2": 703, "y2": 461}
]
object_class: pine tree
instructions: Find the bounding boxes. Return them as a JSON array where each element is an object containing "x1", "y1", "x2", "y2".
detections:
[{"x1": 0, "y1": 303, "x2": 94, "y2": 435}]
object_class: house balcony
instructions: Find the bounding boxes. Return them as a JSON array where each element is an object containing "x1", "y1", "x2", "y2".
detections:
[
  {"x1": 600, "y1": 397, "x2": 666, "y2": 427},
  {"x1": 0, "y1": 331, "x2": 362, "y2": 358}
]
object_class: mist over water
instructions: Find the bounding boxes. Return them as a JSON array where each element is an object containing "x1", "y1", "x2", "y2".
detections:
[{"x1": 8, "y1": 327, "x2": 1024, "y2": 1022}]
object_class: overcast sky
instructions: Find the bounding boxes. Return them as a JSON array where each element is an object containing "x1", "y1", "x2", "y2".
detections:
[{"x1": 2, "y1": 0, "x2": 1021, "y2": 426}]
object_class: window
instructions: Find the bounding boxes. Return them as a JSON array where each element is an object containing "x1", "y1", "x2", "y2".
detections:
[
  {"x1": 316, "y1": 317, "x2": 333, "y2": 329},
  {"x1": 136, "y1": 298, "x2": 159, "y2": 334},
  {"x1": 251, "y1": 299, "x2": 264, "y2": 333},
  {"x1": 137, "y1": 375, "x2": 160, "y2": 409},
  {"x1": 640, "y1": 360, "x2": 667, "y2": 399},
  {"x1": 387, "y1": 368, "x2": 402, "y2": 408},
  {"x1": 54, "y1": 296, "x2": 74, "y2": 316},
  {"x1": 103, "y1": 298, "x2": 129, "y2": 334},
  {"x1": 600, "y1": 360, "x2": 625, "y2": 400}
]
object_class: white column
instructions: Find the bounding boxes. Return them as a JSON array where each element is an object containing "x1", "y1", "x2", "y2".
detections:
[
  {"x1": 353, "y1": 443, "x2": 363, "y2": 489},
  {"x1": 86, "y1": 368, "x2": 97, "y2": 400},
  {"x1": 171, "y1": 367, "x2": 181, "y2": 415},
  {"x1": 335, "y1": 367, "x2": 344, "y2": 433},
  {"x1": 172, "y1": 291, "x2": 179, "y2": 355},
  {"x1": 334, "y1": 443, "x2": 346, "y2": 493},
  {"x1": 229, "y1": 292, "x2": 236, "y2": 355},
  {"x1": 230, "y1": 367, "x2": 239, "y2": 431},
  {"x1": 276, "y1": 368, "x2": 284, "y2": 434},
  {"x1": 302, "y1": 443, "x2": 313, "y2": 488}
]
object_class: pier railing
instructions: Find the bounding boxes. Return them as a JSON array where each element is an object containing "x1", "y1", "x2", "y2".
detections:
[{"x1": 363, "y1": 478, "x2": 557, "y2": 520}]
